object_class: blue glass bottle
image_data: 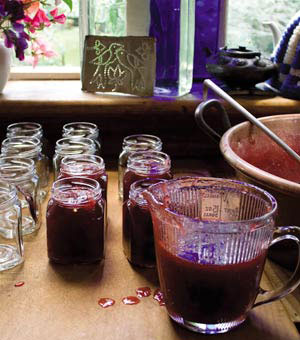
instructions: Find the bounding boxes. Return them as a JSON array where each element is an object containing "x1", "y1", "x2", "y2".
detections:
[{"x1": 193, "y1": 0, "x2": 227, "y2": 81}]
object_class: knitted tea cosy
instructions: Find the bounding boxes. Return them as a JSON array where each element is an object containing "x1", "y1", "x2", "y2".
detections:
[{"x1": 270, "y1": 11, "x2": 300, "y2": 99}]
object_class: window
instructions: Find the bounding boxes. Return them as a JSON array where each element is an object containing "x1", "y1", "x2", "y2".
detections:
[
  {"x1": 226, "y1": 0, "x2": 299, "y2": 56},
  {"x1": 10, "y1": 0, "x2": 300, "y2": 80}
]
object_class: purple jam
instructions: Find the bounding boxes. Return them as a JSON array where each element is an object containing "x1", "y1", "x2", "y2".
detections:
[
  {"x1": 46, "y1": 186, "x2": 104, "y2": 264},
  {"x1": 123, "y1": 199, "x2": 156, "y2": 267},
  {"x1": 156, "y1": 242, "x2": 266, "y2": 324}
]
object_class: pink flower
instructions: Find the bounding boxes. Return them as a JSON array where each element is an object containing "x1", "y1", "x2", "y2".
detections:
[
  {"x1": 27, "y1": 37, "x2": 57, "y2": 67},
  {"x1": 50, "y1": 8, "x2": 66, "y2": 24},
  {"x1": 32, "y1": 9, "x2": 51, "y2": 27}
]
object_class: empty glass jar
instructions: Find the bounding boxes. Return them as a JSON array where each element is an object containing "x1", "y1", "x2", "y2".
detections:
[
  {"x1": 0, "y1": 181, "x2": 24, "y2": 271},
  {"x1": 0, "y1": 157, "x2": 40, "y2": 236},
  {"x1": 53, "y1": 137, "x2": 97, "y2": 179},
  {"x1": 118, "y1": 134, "x2": 162, "y2": 200},
  {"x1": 62, "y1": 122, "x2": 101, "y2": 154},
  {"x1": 1, "y1": 136, "x2": 49, "y2": 199}
]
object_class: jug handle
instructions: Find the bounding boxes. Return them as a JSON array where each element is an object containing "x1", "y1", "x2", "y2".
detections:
[
  {"x1": 253, "y1": 226, "x2": 300, "y2": 308},
  {"x1": 194, "y1": 99, "x2": 231, "y2": 144},
  {"x1": 16, "y1": 185, "x2": 37, "y2": 223}
]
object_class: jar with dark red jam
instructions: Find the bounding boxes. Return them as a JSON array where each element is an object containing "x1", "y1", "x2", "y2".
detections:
[
  {"x1": 53, "y1": 137, "x2": 97, "y2": 180},
  {"x1": 123, "y1": 178, "x2": 166, "y2": 268},
  {"x1": 123, "y1": 151, "x2": 172, "y2": 202},
  {"x1": 118, "y1": 134, "x2": 162, "y2": 200},
  {"x1": 46, "y1": 177, "x2": 104, "y2": 264},
  {"x1": 59, "y1": 154, "x2": 108, "y2": 227}
]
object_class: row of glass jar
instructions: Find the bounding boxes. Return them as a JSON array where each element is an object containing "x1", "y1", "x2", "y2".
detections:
[
  {"x1": 0, "y1": 121, "x2": 171, "y2": 270},
  {"x1": 0, "y1": 121, "x2": 104, "y2": 271}
]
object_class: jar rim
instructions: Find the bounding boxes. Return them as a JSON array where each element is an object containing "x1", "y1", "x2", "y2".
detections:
[
  {"x1": 1, "y1": 136, "x2": 41, "y2": 157},
  {"x1": 61, "y1": 154, "x2": 105, "y2": 174},
  {"x1": 0, "y1": 157, "x2": 36, "y2": 182},
  {"x1": 51, "y1": 176, "x2": 101, "y2": 206},
  {"x1": 127, "y1": 150, "x2": 171, "y2": 175},
  {"x1": 123, "y1": 134, "x2": 162, "y2": 151},
  {"x1": 7, "y1": 122, "x2": 42, "y2": 132},
  {"x1": 63, "y1": 122, "x2": 98, "y2": 133}
]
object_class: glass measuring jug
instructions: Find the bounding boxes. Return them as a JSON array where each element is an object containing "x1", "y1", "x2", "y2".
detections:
[{"x1": 143, "y1": 177, "x2": 300, "y2": 334}]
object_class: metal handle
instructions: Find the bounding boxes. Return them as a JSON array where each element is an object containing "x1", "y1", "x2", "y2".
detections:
[
  {"x1": 253, "y1": 226, "x2": 300, "y2": 308},
  {"x1": 203, "y1": 79, "x2": 300, "y2": 164},
  {"x1": 194, "y1": 99, "x2": 231, "y2": 144}
]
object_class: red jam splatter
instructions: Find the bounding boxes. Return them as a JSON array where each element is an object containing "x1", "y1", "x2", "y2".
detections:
[
  {"x1": 122, "y1": 296, "x2": 140, "y2": 305},
  {"x1": 136, "y1": 287, "x2": 151, "y2": 298},
  {"x1": 14, "y1": 281, "x2": 25, "y2": 287},
  {"x1": 98, "y1": 298, "x2": 115, "y2": 308},
  {"x1": 153, "y1": 289, "x2": 165, "y2": 306}
]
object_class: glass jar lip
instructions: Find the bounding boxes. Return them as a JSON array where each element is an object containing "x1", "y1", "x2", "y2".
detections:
[
  {"x1": 63, "y1": 122, "x2": 99, "y2": 134},
  {"x1": 7, "y1": 122, "x2": 42, "y2": 133},
  {"x1": 123, "y1": 134, "x2": 162, "y2": 151},
  {"x1": 127, "y1": 150, "x2": 171, "y2": 175},
  {"x1": 61, "y1": 154, "x2": 105, "y2": 174},
  {"x1": 129, "y1": 178, "x2": 168, "y2": 206},
  {"x1": 1, "y1": 136, "x2": 41, "y2": 157},
  {"x1": 55, "y1": 137, "x2": 96, "y2": 155},
  {"x1": 0, "y1": 157, "x2": 36, "y2": 181},
  {"x1": 52, "y1": 176, "x2": 101, "y2": 206}
]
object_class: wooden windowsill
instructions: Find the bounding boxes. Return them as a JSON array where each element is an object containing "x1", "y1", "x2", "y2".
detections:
[
  {"x1": 0, "y1": 80, "x2": 299, "y2": 158},
  {"x1": 0, "y1": 80, "x2": 299, "y2": 116}
]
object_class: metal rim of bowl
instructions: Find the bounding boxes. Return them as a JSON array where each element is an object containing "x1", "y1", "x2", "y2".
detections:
[{"x1": 220, "y1": 113, "x2": 300, "y2": 197}]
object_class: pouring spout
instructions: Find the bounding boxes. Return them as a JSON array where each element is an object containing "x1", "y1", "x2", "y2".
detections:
[{"x1": 263, "y1": 21, "x2": 281, "y2": 49}]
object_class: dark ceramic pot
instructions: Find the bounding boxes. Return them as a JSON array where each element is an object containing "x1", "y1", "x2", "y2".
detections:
[{"x1": 206, "y1": 46, "x2": 277, "y2": 89}]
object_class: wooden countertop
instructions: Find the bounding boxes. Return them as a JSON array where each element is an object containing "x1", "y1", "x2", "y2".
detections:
[{"x1": 0, "y1": 170, "x2": 299, "y2": 340}]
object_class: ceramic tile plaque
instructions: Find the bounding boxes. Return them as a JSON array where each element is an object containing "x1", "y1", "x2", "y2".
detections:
[{"x1": 81, "y1": 35, "x2": 156, "y2": 96}]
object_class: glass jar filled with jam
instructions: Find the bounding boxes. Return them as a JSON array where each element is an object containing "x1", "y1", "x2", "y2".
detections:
[
  {"x1": 123, "y1": 178, "x2": 167, "y2": 268},
  {"x1": 118, "y1": 134, "x2": 162, "y2": 200},
  {"x1": 1, "y1": 136, "x2": 49, "y2": 199},
  {"x1": 53, "y1": 137, "x2": 97, "y2": 180},
  {"x1": 62, "y1": 122, "x2": 101, "y2": 154},
  {"x1": 46, "y1": 177, "x2": 104, "y2": 264},
  {"x1": 0, "y1": 157, "x2": 40, "y2": 236},
  {"x1": 123, "y1": 150, "x2": 172, "y2": 202},
  {"x1": 59, "y1": 154, "x2": 108, "y2": 227}
]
